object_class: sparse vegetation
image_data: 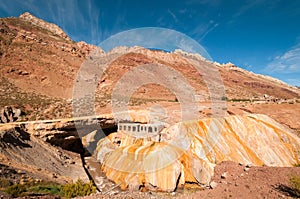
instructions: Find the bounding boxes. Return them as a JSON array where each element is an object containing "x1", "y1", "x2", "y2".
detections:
[
  {"x1": 0, "y1": 77, "x2": 73, "y2": 121},
  {"x1": 5, "y1": 184, "x2": 26, "y2": 197},
  {"x1": 62, "y1": 179, "x2": 96, "y2": 199},
  {"x1": 28, "y1": 183, "x2": 62, "y2": 196},
  {"x1": 129, "y1": 97, "x2": 164, "y2": 106},
  {"x1": 0, "y1": 178, "x2": 11, "y2": 188},
  {"x1": 4, "y1": 181, "x2": 62, "y2": 197},
  {"x1": 3, "y1": 179, "x2": 96, "y2": 198},
  {"x1": 289, "y1": 175, "x2": 300, "y2": 197},
  {"x1": 229, "y1": 98, "x2": 251, "y2": 102}
]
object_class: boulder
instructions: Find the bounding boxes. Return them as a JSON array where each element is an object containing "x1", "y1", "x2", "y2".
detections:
[{"x1": 0, "y1": 106, "x2": 22, "y2": 123}]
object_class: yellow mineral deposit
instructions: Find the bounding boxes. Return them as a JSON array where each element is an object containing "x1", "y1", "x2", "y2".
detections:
[{"x1": 96, "y1": 114, "x2": 300, "y2": 192}]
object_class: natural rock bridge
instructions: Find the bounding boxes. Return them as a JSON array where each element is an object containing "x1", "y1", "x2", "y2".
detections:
[
  {"x1": 97, "y1": 114, "x2": 300, "y2": 192},
  {"x1": 2, "y1": 112, "x2": 300, "y2": 193}
]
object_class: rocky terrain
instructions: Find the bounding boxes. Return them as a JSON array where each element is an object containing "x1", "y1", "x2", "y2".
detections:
[
  {"x1": 0, "y1": 12, "x2": 299, "y2": 198},
  {"x1": 0, "y1": 13, "x2": 299, "y2": 121},
  {"x1": 0, "y1": 13, "x2": 95, "y2": 100},
  {"x1": 0, "y1": 115, "x2": 117, "y2": 198},
  {"x1": 77, "y1": 161, "x2": 300, "y2": 199}
]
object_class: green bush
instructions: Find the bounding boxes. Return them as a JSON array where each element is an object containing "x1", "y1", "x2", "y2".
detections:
[
  {"x1": 4, "y1": 181, "x2": 62, "y2": 197},
  {"x1": 4, "y1": 179, "x2": 96, "y2": 198},
  {"x1": 5, "y1": 184, "x2": 26, "y2": 197},
  {"x1": 28, "y1": 183, "x2": 62, "y2": 195},
  {"x1": 290, "y1": 175, "x2": 300, "y2": 197},
  {"x1": 62, "y1": 179, "x2": 96, "y2": 198}
]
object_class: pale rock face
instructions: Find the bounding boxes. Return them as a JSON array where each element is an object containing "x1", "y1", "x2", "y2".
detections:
[
  {"x1": 0, "y1": 106, "x2": 22, "y2": 123},
  {"x1": 96, "y1": 114, "x2": 300, "y2": 192},
  {"x1": 174, "y1": 49, "x2": 208, "y2": 62},
  {"x1": 94, "y1": 134, "x2": 117, "y2": 163},
  {"x1": 76, "y1": 41, "x2": 100, "y2": 55},
  {"x1": 190, "y1": 155, "x2": 215, "y2": 185},
  {"x1": 108, "y1": 46, "x2": 145, "y2": 54},
  {"x1": 19, "y1": 12, "x2": 71, "y2": 41}
]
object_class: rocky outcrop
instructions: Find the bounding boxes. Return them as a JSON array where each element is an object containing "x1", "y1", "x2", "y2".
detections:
[
  {"x1": 218, "y1": 61, "x2": 299, "y2": 94},
  {"x1": 96, "y1": 114, "x2": 300, "y2": 192},
  {"x1": 21, "y1": 114, "x2": 116, "y2": 153},
  {"x1": 76, "y1": 41, "x2": 98, "y2": 55},
  {"x1": 19, "y1": 12, "x2": 71, "y2": 41},
  {"x1": 0, "y1": 125, "x2": 89, "y2": 184},
  {"x1": 0, "y1": 114, "x2": 118, "y2": 186},
  {"x1": 162, "y1": 114, "x2": 300, "y2": 166},
  {"x1": 0, "y1": 106, "x2": 22, "y2": 123}
]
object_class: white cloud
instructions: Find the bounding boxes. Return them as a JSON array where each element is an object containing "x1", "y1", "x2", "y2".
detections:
[
  {"x1": 167, "y1": 9, "x2": 178, "y2": 23},
  {"x1": 189, "y1": 21, "x2": 219, "y2": 42},
  {"x1": 232, "y1": 0, "x2": 265, "y2": 18},
  {"x1": 0, "y1": 0, "x2": 102, "y2": 44},
  {"x1": 198, "y1": 23, "x2": 219, "y2": 41},
  {"x1": 179, "y1": 8, "x2": 187, "y2": 14},
  {"x1": 266, "y1": 43, "x2": 300, "y2": 73},
  {"x1": 286, "y1": 79, "x2": 300, "y2": 86}
]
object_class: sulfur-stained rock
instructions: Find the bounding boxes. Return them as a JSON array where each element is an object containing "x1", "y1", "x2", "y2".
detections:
[
  {"x1": 161, "y1": 114, "x2": 300, "y2": 167},
  {"x1": 101, "y1": 142, "x2": 199, "y2": 192},
  {"x1": 94, "y1": 133, "x2": 117, "y2": 163},
  {"x1": 97, "y1": 114, "x2": 300, "y2": 192}
]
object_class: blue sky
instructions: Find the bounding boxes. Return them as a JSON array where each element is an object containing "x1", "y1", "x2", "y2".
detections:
[{"x1": 0, "y1": 0, "x2": 299, "y2": 85}]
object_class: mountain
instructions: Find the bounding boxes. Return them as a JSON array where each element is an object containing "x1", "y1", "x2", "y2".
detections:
[
  {"x1": 0, "y1": 12, "x2": 299, "y2": 124},
  {"x1": 0, "y1": 12, "x2": 95, "y2": 98},
  {"x1": 94, "y1": 47, "x2": 300, "y2": 101}
]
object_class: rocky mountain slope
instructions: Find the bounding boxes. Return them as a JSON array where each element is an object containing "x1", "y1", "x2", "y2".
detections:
[
  {"x1": 0, "y1": 12, "x2": 95, "y2": 99},
  {"x1": 96, "y1": 47, "x2": 300, "y2": 101},
  {"x1": 0, "y1": 13, "x2": 299, "y2": 115}
]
